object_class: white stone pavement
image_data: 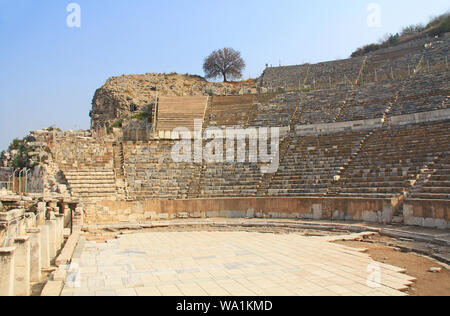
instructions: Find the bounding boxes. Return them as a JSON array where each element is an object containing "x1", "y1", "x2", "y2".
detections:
[{"x1": 61, "y1": 231, "x2": 414, "y2": 296}]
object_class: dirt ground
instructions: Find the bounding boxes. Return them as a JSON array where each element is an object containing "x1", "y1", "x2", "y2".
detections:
[{"x1": 336, "y1": 236, "x2": 450, "y2": 296}]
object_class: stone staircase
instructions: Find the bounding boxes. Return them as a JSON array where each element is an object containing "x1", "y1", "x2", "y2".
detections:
[
  {"x1": 326, "y1": 130, "x2": 375, "y2": 196},
  {"x1": 113, "y1": 142, "x2": 127, "y2": 200},
  {"x1": 408, "y1": 154, "x2": 450, "y2": 200},
  {"x1": 255, "y1": 133, "x2": 293, "y2": 196},
  {"x1": 268, "y1": 130, "x2": 366, "y2": 197},
  {"x1": 64, "y1": 168, "x2": 117, "y2": 200}
]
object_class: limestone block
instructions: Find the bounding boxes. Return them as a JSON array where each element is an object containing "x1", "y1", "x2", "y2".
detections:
[
  {"x1": 246, "y1": 208, "x2": 255, "y2": 218},
  {"x1": 157, "y1": 213, "x2": 169, "y2": 220},
  {"x1": 39, "y1": 225, "x2": 50, "y2": 269},
  {"x1": 26, "y1": 228, "x2": 41, "y2": 282},
  {"x1": 14, "y1": 236, "x2": 30, "y2": 296},
  {"x1": 312, "y1": 204, "x2": 322, "y2": 220},
  {"x1": 403, "y1": 205, "x2": 414, "y2": 225},
  {"x1": 40, "y1": 280, "x2": 64, "y2": 297},
  {"x1": 382, "y1": 205, "x2": 393, "y2": 224},
  {"x1": 0, "y1": 247, "x2": 15, "y2": 296},
  {"x1": 46, "y1": 220, "x2": 57, "y2": 259}
]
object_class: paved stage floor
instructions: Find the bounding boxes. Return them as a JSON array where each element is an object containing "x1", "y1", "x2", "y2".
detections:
[{"x1": 61, "y1": 231, "x2": 414, "y2": 296}]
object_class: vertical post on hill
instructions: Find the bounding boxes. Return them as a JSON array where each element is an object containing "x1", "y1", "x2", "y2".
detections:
[
  {"x1": 390, "y1": 67, "x2": 394, "y2": 80},
  {"x1": 329, "y1": 74, "x2": 332, "y2": 87},
  {"x1": 374, "y1": 70, "x2": 377, "y2": 82}
]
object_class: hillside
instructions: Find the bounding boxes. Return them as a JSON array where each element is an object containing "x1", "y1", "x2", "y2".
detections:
[{"x1": 90, "y1": 73, "x2": 257, "y2": 130}]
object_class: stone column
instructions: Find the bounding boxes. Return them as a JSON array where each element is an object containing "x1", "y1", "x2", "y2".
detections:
[
  {"x1": 63, "y1": 204, "x2": 71, "y2": 228},
  {"x1": 36, "y1": 202, "x2": 47, "y2": 226},
  {"x1": 0, "y1": 247, "x2": 15, "y2": 296},
  {"x1": 55, "y1": 214, "x2": 64, "y2": 249},
  {"x1": 39, "y1": 225, "x2": 50, "y2": 269},
  {"x1": 26, "y1": 228, "x2": 42, "y2": 282},
  {"x1": 46, "y1": 220, "x2": 57, "y2": 259},
  {"x1": 14, "y1": 236, "x2": 30, "y2": 296}
]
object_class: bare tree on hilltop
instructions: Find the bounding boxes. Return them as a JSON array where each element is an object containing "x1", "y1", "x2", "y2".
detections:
[{"x1": 203, "y1": 48, "x2": 246, "y2": 82}]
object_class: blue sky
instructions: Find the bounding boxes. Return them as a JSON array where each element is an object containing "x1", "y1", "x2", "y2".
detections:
[{"x1": 0, "y1": 0, "x2": 449, "y2": 151}]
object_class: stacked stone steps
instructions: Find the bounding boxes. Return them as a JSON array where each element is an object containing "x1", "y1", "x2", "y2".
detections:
[
  {"x1": 156, "y1": 96, "x2": 208, "y2": 134},
  {"x1": 251, "y1": 92, "x2": 303, "y2": 127},
  {"x1": 255, "y1": 133, "x2": 294, "y2": 196},
  {"x1": 389, "y1": 70, "x2": 449, "y2": 116},
  {"x1": 64, "y1": 169, "x2": 117, "y2": 199},
  {"x1": 268, "y1": 190, "x2": 327, "y2": 197},
  {"x1": 297, "y1": 89, "x2": 351, "y2": 125},
  {"x1": 197, "y1": 163, "x2": 262, "y2": 198},
  {"x1": 265, "y1": 131, "x2": 365, "y2": 197},
  {"x1": 329, "y1": 120, "x2": 450, "y2": 198},
  {"x1": 336, "y1": 82, "x2": 399, "y2": 122},
  {"x1": 408, "y1": 154, "x2": 450, "y2": 200},
  {"x1": 123, "y1": 141, "x2": 202, "y2": 200},
  {"x1": 208, "y1": 95, "x2": 255, "y2": 127},
  {"x1": 408, "y1": 193, "x2": 450, "y2": 200}
]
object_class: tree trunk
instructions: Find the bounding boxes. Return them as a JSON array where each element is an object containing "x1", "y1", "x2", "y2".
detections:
[{"x1": 223, "y1": 73, "x2": 228, "y2": 82}]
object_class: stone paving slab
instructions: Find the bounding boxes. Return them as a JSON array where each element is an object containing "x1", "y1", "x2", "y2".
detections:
[{"x1": 61, "y1": 231, "x2": 414, "y2": 296}]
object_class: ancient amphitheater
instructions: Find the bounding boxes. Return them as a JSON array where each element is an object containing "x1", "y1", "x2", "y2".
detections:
[{"x1": 0, "y1": 33, "x2": 449, "y2": 297}]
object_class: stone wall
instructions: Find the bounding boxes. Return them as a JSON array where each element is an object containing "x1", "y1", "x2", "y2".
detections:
[
  {"x1": 403, "y1": 199, "x2": 449, "y2": 229},
  {"x1": 87, "y1": 196, "x2": 397, "y2": 225},
  {"x1": 51, "y1": 133, "x2": 114, "y2": 171}
]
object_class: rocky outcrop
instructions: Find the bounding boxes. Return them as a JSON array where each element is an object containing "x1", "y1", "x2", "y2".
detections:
[{"x1": 90, "y1": 73, "x2": 257, "y2": 130}]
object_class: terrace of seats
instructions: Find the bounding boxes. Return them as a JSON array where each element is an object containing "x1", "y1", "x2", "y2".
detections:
[
  {"x1": 335, "y1": 81, "x2": 400, "y2": 122},
  {"x1": 328, "y1": 120, "x2": 450, "y2": 199},
  {"x1": 156, "y1": 96, "x2": 208, "y2": 135},
  {"x1": 409, "y1": 153, "x2": 450, "y2": 200},
  {"x1": 205, "y1": 94, "x2": 278, "y2": 128},
  {"x1": 265, "y1": 131, "x2": 367, "y2": 197},
  {"x1": 261, "y1": 57, "x2": 364, "y2": 90},
  {"x1": 123, "y1": 141, "x2": 202, "y2": 200},
  {"x1": 193, "y1": 160, "x2": 263, "y2": 199},
  {"x1": 261, "y1": 33, "x2": 449, "y2": 90},
  {"x1": 389, "y1": 71, "x2": 449, "y2": 117},
  {"x1": 51, "y1": 135, "x2": 117, "y2": 200}
]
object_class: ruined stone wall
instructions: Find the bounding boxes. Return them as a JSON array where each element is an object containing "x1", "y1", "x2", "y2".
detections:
[
  {"x1": 123, "y1": 140, "x2": 201, "y2": 200},
  {"x1": 51, "y1": 133, "x2": 114, "y2": 171},
  {"x1": 261, "y1": 33, "x2": 449, "y2": 89}
]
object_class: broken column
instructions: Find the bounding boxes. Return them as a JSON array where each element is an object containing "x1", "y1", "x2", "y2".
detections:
[
  {"x1": 39, "y1": 225, "x2": 50, "y2": 269},
  {"x1": 14, "y1": 236, "x2": 30, "y2": 296},
  {"x1": 0, "y1": 247, "x2": 15, "y2": 296},
  {"x1": 36, "y1": 202, "x2": 47, "y2": 226},
  {"x1": 46, "y1": 219, "x2": 57, "y2": 259},
  {"x1": 55, "y1": 214, "x2": 64, "y2": 249},
  {"x1": 26, "y1": 228, "x2": 42, "y2": 282}
]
